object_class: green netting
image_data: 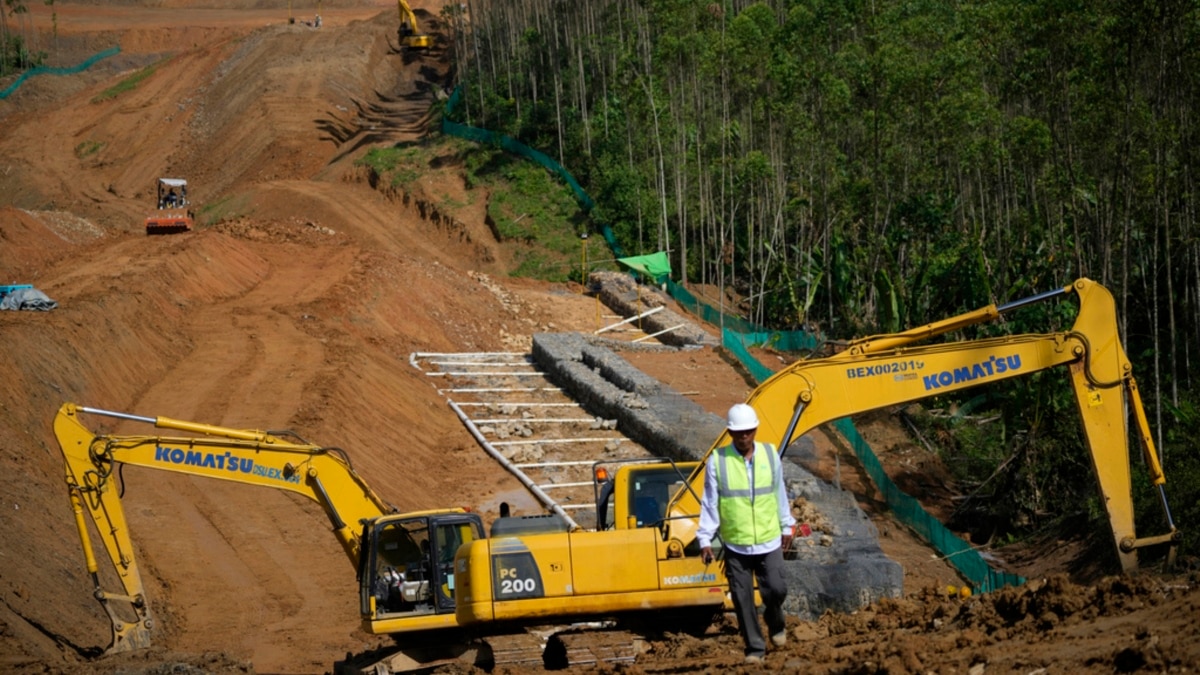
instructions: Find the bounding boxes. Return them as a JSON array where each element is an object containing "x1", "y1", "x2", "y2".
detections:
[
  {"x1": 0, "y1": 47, "x2": 120, "y2": 100},
  {"x1": 833, "y1": 418, "x2": 1025, "y2": 593},
  {"x1": 666, "y1": 280, "x2": 821, "y2": 354},
  {"x1": 446, "y1": 85, "x2": 462, "y2": 112},
  {"x1": 741, "y1": 330, "x2": 822, "y2": 354},
  {"x1": 666, "y1": 279, "x2": 760, "y2": 333},
  {"x1": 722, "y1": 328, "x2": 775, "y2": 383},
  {"x1": 441, "y1": 86, "x2": 1023, "y2": 594},
  {"x1": 599, "y1": 223, "x2": 625, "y2": 258}
]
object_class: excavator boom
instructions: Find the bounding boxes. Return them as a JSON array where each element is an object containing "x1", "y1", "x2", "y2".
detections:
[{"x1": 666, "y1": 278, "x2": 1176, "y2": 573}]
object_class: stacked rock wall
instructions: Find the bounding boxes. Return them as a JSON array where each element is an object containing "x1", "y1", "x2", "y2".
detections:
[{"x1": 531, "y1": 332, "x2": 904, "y2": 620}]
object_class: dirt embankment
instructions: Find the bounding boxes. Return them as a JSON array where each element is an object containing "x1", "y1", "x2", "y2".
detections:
[{"x1": 1, "y1": 3, "x2": 1197, "y2": 675}]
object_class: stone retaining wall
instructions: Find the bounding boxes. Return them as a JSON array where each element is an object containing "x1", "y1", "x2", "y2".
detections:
[{"x1": 531, "y1": 332, "x2": 904, "y2": 620}]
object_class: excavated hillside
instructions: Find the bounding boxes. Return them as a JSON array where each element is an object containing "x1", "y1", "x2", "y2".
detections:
[{"x1": 1, "y1": 3, "x2": 1198, "y2": 675}]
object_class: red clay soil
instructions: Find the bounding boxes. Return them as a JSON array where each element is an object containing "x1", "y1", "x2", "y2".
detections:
[{"x1": 0, "y1": 3, "x2": 1197, "y2": 674}]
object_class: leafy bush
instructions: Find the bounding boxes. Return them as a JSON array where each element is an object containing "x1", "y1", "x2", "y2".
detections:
[
  {"x1": 907, "y1": 374, "x2": 1197, "y2": 567},
  {"x1": 1, "y1": 34, "x2": 45, "y2": 74},
  {"x1": 359, "y1": 145, "x2": 425, "y2": 188}
]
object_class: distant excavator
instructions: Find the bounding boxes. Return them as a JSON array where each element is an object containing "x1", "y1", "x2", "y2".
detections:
[
  {"x1": 144, "y1": 178, "x2": 193, "y2": 235},
  {"x1": 398, "y1": 0, "x2": 431, "y2": 49}
]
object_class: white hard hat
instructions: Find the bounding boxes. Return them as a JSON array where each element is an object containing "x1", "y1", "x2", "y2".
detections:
[{"x1": 726, "y1": 404, "x2": 759, "y2": 431}]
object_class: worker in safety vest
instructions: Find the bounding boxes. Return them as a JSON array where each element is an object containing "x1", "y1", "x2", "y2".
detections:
[{"x1": 698, "y1": 403, "x2": 795, "y2": 664}]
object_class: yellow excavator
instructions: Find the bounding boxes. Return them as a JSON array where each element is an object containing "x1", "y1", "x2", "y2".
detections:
[
  {"x1": 398, "y1": 0, "x2": 430, "y2": 49},
  {"x1": 55, "y1": 278, "x2": 1178, "y2": 671},
  {"x1": 54, "y1": 400, "x2": 714, "y2": 670},
  {"x1": 54, "y1": 403, "x2": 492, "y2": 668}
]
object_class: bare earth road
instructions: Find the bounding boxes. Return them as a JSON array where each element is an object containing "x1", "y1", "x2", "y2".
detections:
[{"x1": 0, "y1": 3, "x2": 1197, "y2": 674}]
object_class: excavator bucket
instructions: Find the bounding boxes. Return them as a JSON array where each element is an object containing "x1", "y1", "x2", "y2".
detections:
[{"x1": 145, "y1": 211, "x2": 193, "y2": 235}]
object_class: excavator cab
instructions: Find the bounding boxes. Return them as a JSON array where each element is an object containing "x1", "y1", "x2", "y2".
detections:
[
  {"x1": 360, "y1": 512, "x2": 484, "y2": 623},
  {"x1": 592, "y1": 458, "x2": 699, "y2": 531}
]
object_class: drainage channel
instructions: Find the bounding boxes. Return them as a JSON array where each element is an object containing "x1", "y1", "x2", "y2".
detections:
[{"x1": 410, "y1": 350, "x2": 655, "y2": 531}]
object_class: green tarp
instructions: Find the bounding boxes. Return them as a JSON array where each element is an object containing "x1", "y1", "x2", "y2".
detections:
[{"x1": 617, "y1": 251, "x2": 672, "y2": 282}]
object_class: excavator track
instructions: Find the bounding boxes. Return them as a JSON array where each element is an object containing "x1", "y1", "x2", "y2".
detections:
[
  {"x1": 483, "y1": 630, "x2": 551, "y2": 669},
  {"x1": 543, "y1": 628, "x2": 647, "y2": 669},
  {"x1": 480, "y1": 625, "x2": 647, "y2": 670},
  {"x1": 336, "y1": 626, "x2": 648, "y2": 674}
]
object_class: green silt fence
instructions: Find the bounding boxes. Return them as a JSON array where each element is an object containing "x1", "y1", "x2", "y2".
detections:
[
  {"x1": 1, "y1": 47, "x2": 120, "y2": 100},
  {"x1": 833, "y1": 418, "x2": 1025, "y2": 593}
]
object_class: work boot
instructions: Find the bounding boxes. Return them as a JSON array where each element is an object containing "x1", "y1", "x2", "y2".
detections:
[
  {"x1": 744, "y1": 654, "x2": 765, "y2": 665},
  {"x1": 770, "y1": 630, "x2": 788, "y2": 647}
]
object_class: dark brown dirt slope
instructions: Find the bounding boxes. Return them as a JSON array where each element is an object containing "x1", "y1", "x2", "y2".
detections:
[{"x1": 1, "y1": 3, "x2": 1197, "y2": 675}]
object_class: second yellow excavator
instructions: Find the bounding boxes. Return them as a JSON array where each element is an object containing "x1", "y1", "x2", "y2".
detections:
[{"x1": 398, "y1": 0, "x2": 430, "y2": 49}]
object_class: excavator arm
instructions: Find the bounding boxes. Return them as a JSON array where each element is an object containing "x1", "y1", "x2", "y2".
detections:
[
  {"x1": 667, "y1": 278, "x2": 1177, "y2": 573},
  {"x1": 54, "y1": 402, "x2": 401, "y2": 654}
]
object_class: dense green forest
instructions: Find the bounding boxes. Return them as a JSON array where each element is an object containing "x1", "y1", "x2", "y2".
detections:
[{"x1": 441, "y1": 0, "x2": 1198, "y2": 568}]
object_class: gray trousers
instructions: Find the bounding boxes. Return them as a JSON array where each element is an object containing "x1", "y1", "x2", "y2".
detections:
[{"x1": 725, "y1": 547, "x2": 788, "y2": 657}]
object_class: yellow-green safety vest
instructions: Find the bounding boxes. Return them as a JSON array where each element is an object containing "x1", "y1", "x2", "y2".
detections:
[{"x1": 714, "y1": 441, "x2": 782, "y2": 546}]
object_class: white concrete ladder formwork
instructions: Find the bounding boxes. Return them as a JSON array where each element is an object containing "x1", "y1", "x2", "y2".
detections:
[{"x1": 409, "y1": 350, "x2": 656, "y2": 531}]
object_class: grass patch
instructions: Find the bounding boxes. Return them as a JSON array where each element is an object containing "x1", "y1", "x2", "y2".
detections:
[
  {"x1": 438, "y1": 193, "x2": 469, "y2": 210},
  {"x1": 467, "y1": 148, "x2": 600, "y2": 282},
  {"x1": 358, "y1": 142, "x2": 478, "y2": 214},
  {"x1": 358, "y1": 145, "x2": 425, "y2": 189},
  {"x1": 196, "y1": 194, "x2": 245, "y2": 225},
  {"x1": 91, "y1": 58, "x2": 167, "y2": 103},
  {"x1": 363, "y1": 138, "x2": 615, "y2": 283},
  {"x1": 74, "y1": 140, "x2": 104, "y2": 159}
]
